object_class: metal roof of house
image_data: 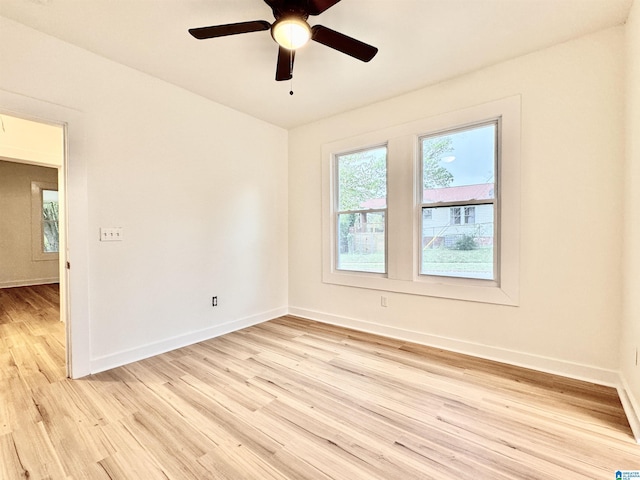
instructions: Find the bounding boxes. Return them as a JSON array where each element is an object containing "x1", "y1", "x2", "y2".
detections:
[{"x1": 359, "y1": 183, "x2": 494, "y2": 209}]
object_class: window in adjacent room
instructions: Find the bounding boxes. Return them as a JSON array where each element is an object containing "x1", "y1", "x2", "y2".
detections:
[
  {"x1": 42, "y1": 189, "x2": 59, "y2": 252},
  {"x1": 31, "y1": 181, "x2": 59, "y2": 260}
]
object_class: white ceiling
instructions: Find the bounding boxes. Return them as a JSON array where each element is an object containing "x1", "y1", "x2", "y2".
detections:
[{"x1": 0, "y1": 0, "x2": 633, "y2": 128}]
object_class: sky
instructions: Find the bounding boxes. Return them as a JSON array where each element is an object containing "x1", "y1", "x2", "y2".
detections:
[{"x1": 424, "y1": 122, "x2": 496, "y2": 187}]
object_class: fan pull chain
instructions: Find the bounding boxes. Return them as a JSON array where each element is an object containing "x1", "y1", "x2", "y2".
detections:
[{"x1": 289, "y1": 52, "x2": 294, "y2": 95}]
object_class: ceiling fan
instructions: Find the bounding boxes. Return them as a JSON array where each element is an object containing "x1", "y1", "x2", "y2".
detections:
[{"x1": 188, "y1": 0, "x2": 378, "y2": 82}]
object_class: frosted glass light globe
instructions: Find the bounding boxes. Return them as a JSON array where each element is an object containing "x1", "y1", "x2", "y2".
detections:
[{"x1": 272, "y1": 17, "x2": 311, "y2": 50}]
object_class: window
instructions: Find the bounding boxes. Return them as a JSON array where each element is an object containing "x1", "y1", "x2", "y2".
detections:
[
  {"x1": 31, "y1": 181, "x2": 59, "y2": 261},
  {"x1": 335, "y1": 146, "x2": 387, "y2": 273},
  {"x1": 449, "y1": 206, "x2": 477, "y2": 225},
  {"x1": 42, "y1": 189, "x2": 59, "y2": 253},
  {"x1": 421, "y1": 122, "x2": 497, "y2": 280},
  {"x1": 464, "y1": 207, "x2": 476, "y2": 225},
  {"x1": 450, "y1": 207, "x2": 461, "y2": 225},
  {"x1": 322, "y1": 96, "x2": 520, "y2": 305}
]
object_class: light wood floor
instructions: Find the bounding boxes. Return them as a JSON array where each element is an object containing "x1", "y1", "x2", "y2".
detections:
[{"x1": 1, "y1": 285, "x2": 639, "y2": 479}]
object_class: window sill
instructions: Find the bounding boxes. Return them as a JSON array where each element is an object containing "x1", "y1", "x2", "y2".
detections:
[{"x1": 322, "y1": 269, "x2": 518, "y2": 306}]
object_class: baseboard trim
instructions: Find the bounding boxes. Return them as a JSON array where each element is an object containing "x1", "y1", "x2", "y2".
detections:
[
  {"x1": 618, "y1": 375, "x2": 640, "y2": 443},
  {"x1": 89, "y1": 307, "x2": 287, "y2": 375},
  {"x1": 0, "y1": 278, "x2": 59, "y2": 289},
  {"x1": 287, "y1": 307, "x2": 620, "y2": 388}
]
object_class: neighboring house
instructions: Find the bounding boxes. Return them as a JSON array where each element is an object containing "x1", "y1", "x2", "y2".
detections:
[
  {"x1": 353, "y1": 183, "x2": 495, "y2": 252},
  {"x1": 421, "y1": 183, "x2": 495, "y2": 248}
]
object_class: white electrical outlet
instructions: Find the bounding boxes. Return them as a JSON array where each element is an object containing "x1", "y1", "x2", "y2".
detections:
[
  {"x1": 381, "y1": 296, "x2": 387, "y2": 307},
  {"x1": 100, "y1": 227, "x2": 123, "y2": 242}
]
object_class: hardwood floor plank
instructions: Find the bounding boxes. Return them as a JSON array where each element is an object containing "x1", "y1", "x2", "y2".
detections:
[
  {"x1": 0, "y1": 375, "x2": 44, "y2": 435},
  {"x1": 197, "y1": 443, "x2": 289, "y2": 480},
  {"x1": 0, "y1": 433, "x2": 30, "y2": 480},
  {"x1": 3, "y1": 421, "x2": 67, "y2": 479},
  {"x1": 160, "y1": 377, "x2": 284, "y2": 458},
  {"x1": 97, "y1": 422, "x2": 171, "y2": 480},
  {"x1": 268, "y1": 448, "x2": 334, "y2": 480},
  {"x1": 265, "y1": 398, "x2": 431, "y2": 480},
  {"x1": 257, "y1": 405, "x2": 386, "y2": 480},
  {"x1": 117, "y1": 409, "x2": 214, "y2": 479}
]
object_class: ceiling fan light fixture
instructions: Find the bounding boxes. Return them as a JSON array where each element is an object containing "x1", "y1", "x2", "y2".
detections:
[
  {"x1": 188, "y1": 0, "x2": 378, "y2": 83},
  {"x1": 271, "y1": 16, "x2": 311, "y2": 50}
]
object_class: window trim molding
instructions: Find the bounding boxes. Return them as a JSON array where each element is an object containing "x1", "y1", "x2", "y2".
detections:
[{"x1": 322, "y1": 96, "x2": 521, "y2": 306}]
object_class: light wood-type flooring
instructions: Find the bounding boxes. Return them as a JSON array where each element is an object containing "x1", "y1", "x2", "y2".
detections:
[{"x1": 1, "y1": 284, "x2": 639, "y2": 479}]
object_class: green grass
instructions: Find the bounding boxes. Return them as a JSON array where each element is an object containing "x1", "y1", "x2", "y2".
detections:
[
  {"x1": 422, "y1": 246, "x2": 492, "y2": 263},
  {"x1": 338, "y1": 247, "x2": 494, "y2": 277},
  {"x1": 338, "y1": 252, "x2": 385, "y2": 273},
  {"x1": 422, "y1": 247, "x2": 493, "y2": 276}
]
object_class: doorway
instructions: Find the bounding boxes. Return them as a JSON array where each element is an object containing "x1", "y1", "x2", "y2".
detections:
[
  {"x1": 0, "y1": 114, "x2": 67, "y2": 379},
  {"x1": 1, "y1": 90, "x2": 90, "y2": 379}
]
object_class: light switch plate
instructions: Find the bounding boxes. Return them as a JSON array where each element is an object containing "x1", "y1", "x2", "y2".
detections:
[{"x1": 100, "y1": 227, "x2": 123, "y2": 242}]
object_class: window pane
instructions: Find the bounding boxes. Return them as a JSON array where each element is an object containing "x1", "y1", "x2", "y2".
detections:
[
  {"x1": 465, "y1": 206, "x2": 475, "y2": 224},
  {"x1": 337, "y1": 146, "x2": 387, "y2": 211},
  {"x1": 337, "y1": 211, "x2": 385, "y2": 273},
  {"x1": 450, "y1": 207, "x2": 461, "y2": 225},
  {"x1": 422, "y1": 123, "x2": 496, "y2": 203},
  {"x1": 421, "y1": 205, "x2": 494, "y2": 279},
  {"x1": 42, "y1": 189, "x2": 59, "y2": 253}
]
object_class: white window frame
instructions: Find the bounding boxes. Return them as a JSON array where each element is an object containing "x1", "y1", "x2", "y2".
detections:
[
  {"x1": 420, "y1": 120, "x2": 497, "y2": 282},
  {"x1": 31, "y1": 181, "x2": 59, "y2": 261},
  {"x1": 322, "y1": 96, "x2": 521, "y2": 305},
  {"x1": 334, "y1": 145, "x2": 388, "y2": 275}
]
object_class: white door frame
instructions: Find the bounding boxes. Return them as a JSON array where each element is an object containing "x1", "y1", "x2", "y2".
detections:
[{"x1": 1, "y1": 89, "x2": 91, "y2": 378}]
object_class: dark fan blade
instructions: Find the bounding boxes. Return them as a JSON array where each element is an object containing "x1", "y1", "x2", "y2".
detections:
[
  {"x1": 308, "y1": 0, "x2": 341, "y2": 15},
  {"x1": 276, "y1": 46, "x2": 295, "y2": 81},
  {"x1": 189, "y1": 20, "x2": 270, "y2": 40},
  {"x1": 263, "y1": 0, "x2": 285, "y2": 10},
  {"x1": 311, "y1": 25, "x2": 378, "y2": 62}
]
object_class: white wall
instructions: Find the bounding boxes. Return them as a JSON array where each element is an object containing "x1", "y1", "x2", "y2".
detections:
[
  {"x1": 289, "y1": 27, "x2": 625, "y2": 383},
  {"x1": 0, "y1": 16, "x2": 289, "y2": 373},
  {"x1": 622, "y1": 0, "x2": 640, "y2": 437},
  {"x1": 0, "y1": 160, "x2": 59, "y2": 287}
]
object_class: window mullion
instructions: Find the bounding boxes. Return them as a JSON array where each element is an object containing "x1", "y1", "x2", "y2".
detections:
[{"x1": 386, "y1": 135, "x2": 414, "y2": 281}]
